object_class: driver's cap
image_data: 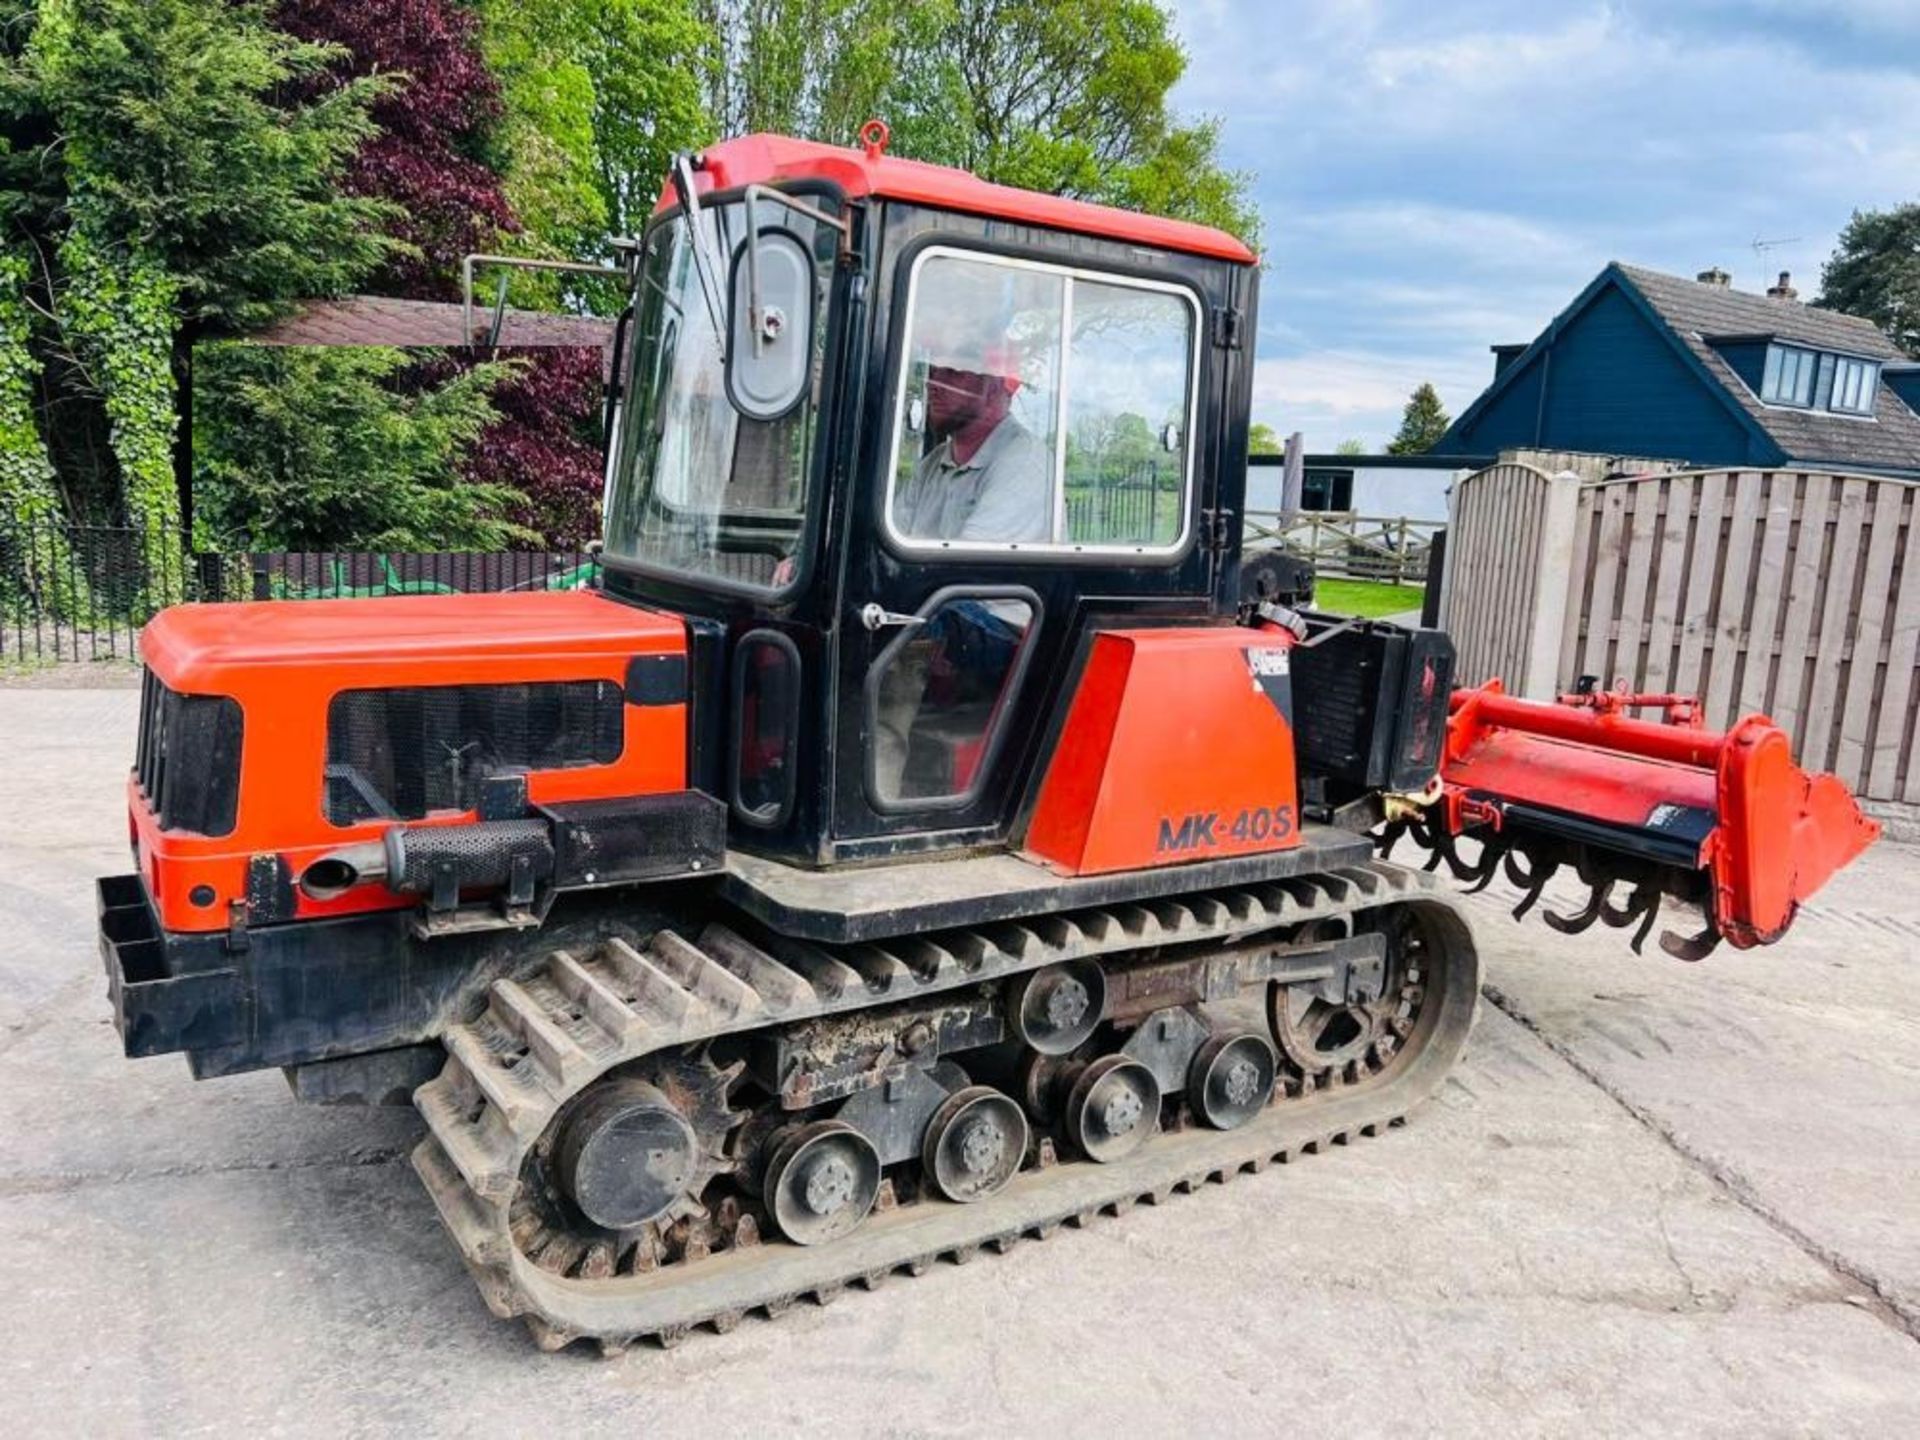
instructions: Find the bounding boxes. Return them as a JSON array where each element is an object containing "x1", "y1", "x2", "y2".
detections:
[{"x1": 909, "y1": 257, "x2": 1053, "y2": 385}]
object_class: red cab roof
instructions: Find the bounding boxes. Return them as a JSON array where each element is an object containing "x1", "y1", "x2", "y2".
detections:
[{"x1": 656, "y1": 131, "x2": 1257, "y2": 266}]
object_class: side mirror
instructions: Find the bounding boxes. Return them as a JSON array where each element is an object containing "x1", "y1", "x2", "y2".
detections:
[{"x1": 726, "y1": 229, "x2": 815, "y2": 421}]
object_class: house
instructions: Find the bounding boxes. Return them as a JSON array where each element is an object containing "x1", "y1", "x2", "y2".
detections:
[{"x1": 1438, "y1": 263, "x2": 1920, "y2": 478}]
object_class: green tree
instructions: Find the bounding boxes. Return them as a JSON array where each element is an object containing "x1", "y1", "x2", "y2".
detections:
[
  {"x1": 8, "y1": 0, "x2": 397, "y2": 331},
  {"x1": 1817, "y1": 203, "x2": 1920, "y2": 357},
  {"x1": 700, "y1": 0, "x2": 917, "y2": 143},
  {"x1": 0, "y1": 0, "x2": 395, "y2": 532},
  {"x1": 1335, "y1": 437, "x2": 1365, "y2": 456},
  {"x1": 1386, "y1": 382, "x2": 1449, "y2": 456},
  {"x1": 705, "y1": 0, "x2": 1261, "y2": 246},
  {"x1": 480, "y1": 0, "x2": 712, "y2": 268},
  {"x1": 192, "y1": 344, "x2": 537, "y2": 551},
  {"x1": 1247, "y1": 421, "x2": 1283, "y2": 455}
]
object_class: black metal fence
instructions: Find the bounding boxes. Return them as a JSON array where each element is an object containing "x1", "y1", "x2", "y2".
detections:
[
  {"x1": 1, "y1": 515, "x2": 600, "y2": 665},
  {"x1": 1065, "y1": 472, "x2": 1181, "y2": 546}
]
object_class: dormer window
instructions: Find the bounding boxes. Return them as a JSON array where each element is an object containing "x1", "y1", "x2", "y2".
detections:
[
  {"x1": 1761, "y1": 344, "x2": 1816, "y2": 406},
  {"x1": 1829, "y1": 355, "x2": 1879, "y2": 416},
  {"x1": 1757, "y1": 343, "x2": 1879, "y2": 416}
]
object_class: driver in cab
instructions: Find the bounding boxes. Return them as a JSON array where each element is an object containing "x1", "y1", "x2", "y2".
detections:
[
  {"x1": 876, "y1": 308, "x2": 1046, "y2": 799},
  {"x1": 892, "y1": 324, "x2": 1050, "y2": 544}
]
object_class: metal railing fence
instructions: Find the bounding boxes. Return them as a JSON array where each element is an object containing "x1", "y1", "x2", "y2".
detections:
[{"x1": 1, "y1": 515, "x2": 600, "y2": 665}]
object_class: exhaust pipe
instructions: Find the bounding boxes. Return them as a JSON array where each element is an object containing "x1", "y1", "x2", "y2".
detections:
[
  {"x1": 298, "y1": 841, "x2": 387, "y2": 901},
  {"x1": 299, "y1": 820, "x2": 555, "y2": 903}
]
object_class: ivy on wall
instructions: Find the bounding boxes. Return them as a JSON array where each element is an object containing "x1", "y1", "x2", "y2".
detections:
[
  {"x1": 55, "y1": 220, "x2": 181, "y2": 536},
  {"x1": 0, "y1": 246, "x2": 86, "y2": 620},
  {"x1": 0, "y1": 251, "x2": 60, "y2": 521}
]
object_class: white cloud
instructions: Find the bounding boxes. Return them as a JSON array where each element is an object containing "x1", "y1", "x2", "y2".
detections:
[
  {"x1": 1250, "y1": 348, "x2": 1491, "y2": 453},
  {"x1": 1165, "y1": 0, "x2": 1920, "y2": 452}
]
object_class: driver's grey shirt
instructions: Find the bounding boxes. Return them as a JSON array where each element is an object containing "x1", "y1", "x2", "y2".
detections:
[{"x1": 894, "y1": 416, "x2": 1051, "y2": 543}]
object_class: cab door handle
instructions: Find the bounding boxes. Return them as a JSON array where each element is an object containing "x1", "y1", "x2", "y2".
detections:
[{"x1": 858, "y1": 603, "x2": 925, "y2": 632}]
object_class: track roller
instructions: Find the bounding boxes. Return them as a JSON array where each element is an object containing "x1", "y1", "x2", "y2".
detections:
[
  {"x1": 1065, "y1": 1054, "x2": 1159, "y2": 1163},
  {"x1": 922, "y1": 1085, "x2": 1029, "y2": 1203},
  {"x1": 1007, "y1": 960, "x2": 1105, "y2": 1055},
  {"x1": 1187, "y1": 1033, "x2": 1277, "y2": 1130},
  {"x1": 764, "y1": 1120, "x2": 881, "y2": 1246}
]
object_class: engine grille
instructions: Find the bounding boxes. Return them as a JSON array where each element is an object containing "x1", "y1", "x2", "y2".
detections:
[
  {"x1": 324, "y1": 680, "x2": 624, "y2": 825},
  {"x1": 134, "y1": 670, "x2": 244, "y2": 836}
]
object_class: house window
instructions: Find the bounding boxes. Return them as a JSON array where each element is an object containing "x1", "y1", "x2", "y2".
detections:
[
  {"x1": 1301, "y1": 468, "x2": 1355, "y2": 511},
  {"x1": 1830, "y1": 356, "x2": 1879, "y2": 416},
  {"x1": 1761, "y1": 344, "x2": 1816, "y2": 407}
]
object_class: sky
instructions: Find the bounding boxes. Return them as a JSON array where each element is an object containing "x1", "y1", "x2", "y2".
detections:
[{"x1": 1167, "y1": 0, "x2": 1920, "y2": 452}]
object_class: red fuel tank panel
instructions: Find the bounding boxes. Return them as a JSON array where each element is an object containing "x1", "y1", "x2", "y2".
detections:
[{"x1": 1022, "y1": 627, "x2": 1302, "y2": 876}]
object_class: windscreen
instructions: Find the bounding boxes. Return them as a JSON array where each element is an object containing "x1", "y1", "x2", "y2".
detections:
[{"x1": 603, "y1": 198, "x2": 837, "y2": 590}]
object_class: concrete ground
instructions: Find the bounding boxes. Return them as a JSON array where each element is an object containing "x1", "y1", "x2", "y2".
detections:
[{"x1": 3, "y1": 684, "x2": 1917, "y2": 1438}]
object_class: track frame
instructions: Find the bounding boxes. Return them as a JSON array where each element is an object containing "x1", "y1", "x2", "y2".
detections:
[{"x1": 412, "y1": 861, "x2": 1479, "y2": 1351}]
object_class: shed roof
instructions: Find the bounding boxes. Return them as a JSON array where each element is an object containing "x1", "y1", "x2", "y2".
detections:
[{"x1": 251, "y1": 295, "x2": 617, "y2": 352}]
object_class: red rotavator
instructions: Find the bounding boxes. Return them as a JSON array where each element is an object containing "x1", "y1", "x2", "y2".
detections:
[{"x1": 1401, "y1": 680, "x2": 1878, "y2": 958}]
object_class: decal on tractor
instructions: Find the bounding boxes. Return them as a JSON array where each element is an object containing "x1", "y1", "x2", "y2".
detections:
[{"x1": 1157, "y1": 804, "x2": 1296, "y2": 854}]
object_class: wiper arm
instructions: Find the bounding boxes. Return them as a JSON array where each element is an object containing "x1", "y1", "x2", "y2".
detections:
[{"x1": 670, "y1": 154, "x2": 728, "y2": 349}]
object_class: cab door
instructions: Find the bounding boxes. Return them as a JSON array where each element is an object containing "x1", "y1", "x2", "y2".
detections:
[{"x1": 827, "y1": 238, "x2": 1215, "y2": 857}]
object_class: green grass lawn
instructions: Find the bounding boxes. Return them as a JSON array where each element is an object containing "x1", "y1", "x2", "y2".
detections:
[{"x1": 1312, "y1": 577, "x2": 1426, "y2": 619}]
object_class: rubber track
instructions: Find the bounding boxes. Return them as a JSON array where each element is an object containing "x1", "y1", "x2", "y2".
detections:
[{"x1": 411, "y1": 860, "x2": 1478, "y2": 1352}]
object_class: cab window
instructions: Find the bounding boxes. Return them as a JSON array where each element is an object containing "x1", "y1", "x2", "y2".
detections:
[{"x1": 886, "y1": 249, "x2": 1201, "y2": 555}]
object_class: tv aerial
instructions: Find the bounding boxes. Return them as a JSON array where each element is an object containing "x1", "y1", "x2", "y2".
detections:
[{"x1": 1750, "y1": 235, "x2": 1803, "y2": 260}]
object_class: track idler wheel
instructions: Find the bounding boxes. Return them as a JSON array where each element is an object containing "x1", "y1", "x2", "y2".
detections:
[
  {"x1": 1064, "y1": 1054, "x2": 1160, "y2": 1163},
  {"x1": 1007, "y1": 960, "x2": 1105, "y2": 1055},
  {"x1": 553, "y1": 1079, "x2": 701, "y2": 1231},
  {"x1": 922, "y1": 1086, "x2": 1029, "y2": 1203},
  {"x1": 1187, "y1": 1033, "x2": 1278, "y2": 1130},
  {"x1": 764, "y1": 1120, "x2": 882, "y2": 1246}
]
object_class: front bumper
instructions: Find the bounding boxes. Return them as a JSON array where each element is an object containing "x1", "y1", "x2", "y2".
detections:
[
  {"x1": 96, "y1": 870, "x2": 694, "y2": 1079},
  {"x1": 98, "y1": 873, "x2": 246, "y2": 1058}
]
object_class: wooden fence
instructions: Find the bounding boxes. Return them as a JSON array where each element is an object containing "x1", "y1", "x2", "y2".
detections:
[
  {"x1": 1442, "y1": 460, "x2": 1920, "y2": 805},
  {"x1": 1242, "y1": 511, "x2": 1442, "y2": 585}
]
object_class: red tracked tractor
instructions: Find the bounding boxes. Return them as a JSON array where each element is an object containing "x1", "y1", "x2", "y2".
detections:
[{"x1": 99, "y1": 123, "x2": 1878, "y2": 1352}]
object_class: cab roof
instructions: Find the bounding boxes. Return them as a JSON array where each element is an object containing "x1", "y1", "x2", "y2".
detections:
[{"x1": 657, "y1": 131, "x2": 1257, "y2": 266}]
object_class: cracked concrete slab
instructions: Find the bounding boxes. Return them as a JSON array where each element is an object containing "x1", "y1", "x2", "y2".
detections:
[
  {"x1": 3, "y1": 686, "x2": 1917, "y2": 1436},
  {"x1": 1462, "y1": 847, "x2": 1920, "y2": 1340}
]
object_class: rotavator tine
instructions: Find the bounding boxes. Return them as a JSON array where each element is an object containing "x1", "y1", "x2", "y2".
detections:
[
  {"x1": 1421, "y1": 833, "x2": 1448, "y2": 873},
  {"x1": 1511, "y1": 871, "x2": 1550, "y2": 921},
  {"x1": 1626, "y1": 886, "x2": 1661, "y2": 954},
  {"x1": 1542, "y1": 879, "x2": 1610, "y2": 935},
  {"x1": 1445, "y1": 832, "x2": 1504, "y2": 886},
  {"x1": 1503, "y1": 845, "x2": 1554, "y2": 889},
  {"x1": 1372, "y1": 820, "x2": 1408, "y2": 861},
  {"x1": 1462, "y1": 861, "x2": 1501, "y2": 895},
  {"x1": 1658, "y1": 917, "x2": 1723, "y2": 962},
  {"x1": 1598, "y1": 883, "x2": 1648, "y2": 930}
]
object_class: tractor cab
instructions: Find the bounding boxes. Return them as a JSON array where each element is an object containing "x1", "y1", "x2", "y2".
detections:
[{"x1": 594, "y1": 125, "x2": 1263, "y2": 869}]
